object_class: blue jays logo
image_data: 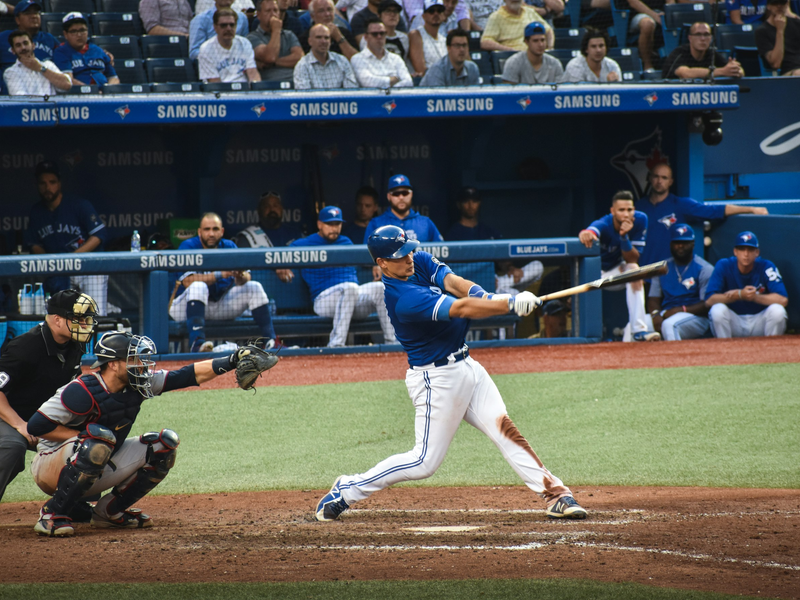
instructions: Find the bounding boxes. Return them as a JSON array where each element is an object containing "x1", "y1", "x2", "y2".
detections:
[
  {"x1": 659, "y1": 214, "x2": 677, "y2": 229},
  {"x1": 392, "y1": 175, "x2": 406, "y2": 186},
  {"x1": 63, "y1": 149, "x2": 83, "y2": 168},
  {"x1": 115, "y1": 105, "x2": 130, "y2": 120},
  {"x1": 328, "y1": 208, "x2": 341, "y2": 219},
  {"x1": 681, "y1": 277, "x2": 696, "y2": 290},
  {"x1": 644, "y1": 92, "x2": 658, "y2": 106},
  {"x1": 517, "y1": 96, "x2": 531, "y2": 110},
  {"x1": 382, "y1": 100, "x2": 397, "y2": 114},
  {"x1": 321, "y1": 145, "x2": 339, "y2": 162},
  {"x1": 252, "y1": 103, "x2": 266, "y2": 118},
  {"x1": 610, "y1": 127, "x2": 668, "y2": 199},
  {"x1": 674, "y1": 225, "x2": 690, "y2": 237},
  {"x1": 739, "y1": 233, "x2": 754, "y2": 243}
]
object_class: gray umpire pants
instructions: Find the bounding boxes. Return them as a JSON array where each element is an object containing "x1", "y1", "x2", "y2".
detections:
[{"x1": 0, "y1": 419, "x2": 30, "y2": 502}]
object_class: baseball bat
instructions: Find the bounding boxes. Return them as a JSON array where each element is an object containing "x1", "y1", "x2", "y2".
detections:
[{"x1": 538, "y1": 261, "x2": 668, "y2": 302}]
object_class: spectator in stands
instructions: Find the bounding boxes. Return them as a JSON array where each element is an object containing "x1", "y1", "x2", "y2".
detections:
[
  {"x1": 195, "y1": 0, "x2": 255, "y2": 15},
  {"x1": 277, "y1": 0, "x2": 303, "y2": 37},
  {"x1": 294, "y1": 23, "x2": 359, "y2": 88},
  {"x1": 501, "y1": 21, "x2": 562, "y2": 82},
  {"x1": 248, "y1": 0, "x2": 303, "y2": 82},
  {"x1": 298, "y1": 0, "x2": 351, "y2": 33},
  {"x1": 25, "y1": 161, "x2": 110, "y2": 316},
  {"x1": 359, "y1": 0, "x2": 410, "y2": 63},
  {"x1": 351, "y1": 0, "x2": 408, "y2": 45},
  {"x1": 528, "y1": 299, "x2": 570, "y2": 338},
  {"x1": 0, "y1": 1, "x2": 60, "y2": 94},
  {"x1": 561, "y1": 28, "x2": 622, "y2": 82},
  {"x1": 364, "y1": 174, "x2": 444, "y2": 243},
  {"x1": 579, "y1": 190, "x2": 659, "y2": 342},
  {"x1": 756, "y1": 0, "x2": 800, "y2": 75},
  {"x1": 420, "y1": 27, "x2": 479, "y2": 85},
  {"x1": 480, "y1": 0, "x2": 553, "y2": 51},
  {"x1": 661, "y1": 22, "x2": 744, "y2": 79},
  {"x1": 620, "y1": 0, "x2": 667, "y2": 71},
  {"x1": 467, "y1": 0, "x2": 503, "y2": 31},
  {"x1": 726, "y1": 0, "x2": 768, "y2": 24},
  {"x1": 169, "y1": 212, "x2": 277, "y2": 352},
  {"x1": 3, "y1": 30, "x2": 71, "y2": 95},
  {"x1": 190, "y1": 0, "x2": 250, "y2": 61},
  {"x1": 281, "y1": 206, "x2": 397, "y2": 347},
  {"x1": 705, "y1": 231, "x2": 789, "y2": 338},
  {"x1": 299, "y1": 0, "x2": 358, "y2": 59},
  {"x1": 335, "y1": 0, "x2": 367, "y2": 22},
  {"x1": 352, "y1": 17, "x2": 413, "y2": 86},
  {"x1": 53, "y1": 13, "x2": 120, "y2": 88},
  {"x1": 406, "y1": 0, "x2": 472, "y2": 31},
  {"x1": 198, "y1": 8, "x2": 261, "y2": 82},
  {"x1": 139, "y1": 0, "x2": 193, "y2": 37},
  {"x1": 635, "y1": 161, "x2": 768, "y2": 266},
  {"x1": 234, "y1": 191, "x2": 304, "y2": 247},
  {"x1": 343, "y1": 186, "x2": 380, "y2": 243},
  {"x1": 408, "y1": 0, "x2": 449, "y2": 73},
  {"x1": 527, "y1": 0, "x2": 565, "y2": 25},
  {"x1": 410, "y1": 0, "x2": 462, "y2": 35}
]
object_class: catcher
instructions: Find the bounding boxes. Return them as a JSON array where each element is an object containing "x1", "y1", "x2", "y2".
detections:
[{"x1": 26, "y1": 331, "x2": 278, "y2": 537}]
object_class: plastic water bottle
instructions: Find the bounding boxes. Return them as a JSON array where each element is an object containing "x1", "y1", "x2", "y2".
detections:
[
  {"x1": 20, "y1": 284, "x2": 33, "y2": 314},
  {"x1": 130, "y1": 229, "x2": 141, "y2": 252},
  {"x1": 33, "y1": 283, "x2": 45, "y2": 314}
]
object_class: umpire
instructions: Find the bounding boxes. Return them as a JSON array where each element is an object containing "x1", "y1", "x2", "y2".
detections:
[{"x1": 0, "y1": 289, "x2": 98, "y2": 502}]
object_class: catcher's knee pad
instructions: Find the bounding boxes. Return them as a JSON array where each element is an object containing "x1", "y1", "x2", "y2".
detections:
[{"x1": 140, "y1": 429, "x2": 180, "y2": 475}]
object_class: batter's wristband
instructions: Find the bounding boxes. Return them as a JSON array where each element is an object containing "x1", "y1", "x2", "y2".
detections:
[
  {"x1": 619, "y1": 235, "x2": 633, "y2": 252},
  {"x1": 211, "y1": 355, "x2": 235, "y2": 375},
  {"x1": 468, "y1": 284, "x2": 488, "y2": 299}
]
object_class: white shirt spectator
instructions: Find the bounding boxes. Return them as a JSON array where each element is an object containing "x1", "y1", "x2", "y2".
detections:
[
  {"x1": 335, "y1": 0, "x2": 368, "y2": 21},
  {"x1": 198, "y1": 34, "x2": 257, "y2": 82},
  {"x1": 293, "y1": 51, "x2": 359, "y2": 89},
  {"x1": 194, "y1": 0, "x2": 254, "y2": 14},
  {"x1": 351, "y1": 46, "x2": 413, "y2": 87},
  {"x1": 4, "y1": 59, "x2": 63, "y2": 96},
  {"x1": 560, "y1": 55, "x2": 622, "y2": 83}
]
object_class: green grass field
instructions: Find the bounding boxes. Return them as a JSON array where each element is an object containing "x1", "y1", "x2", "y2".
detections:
[{"x1": 3, "y1": 362, "x2": 797, "y2": 599}]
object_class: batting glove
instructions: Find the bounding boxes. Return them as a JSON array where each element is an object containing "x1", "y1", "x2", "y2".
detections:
[{"x1": 510, "y1": 291, "x2": 542, "y2": 316}]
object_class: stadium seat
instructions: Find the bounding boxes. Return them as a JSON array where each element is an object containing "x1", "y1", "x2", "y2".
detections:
[
  {"x1": 716, "y1": 24, "x2": 757, "y2": 52},
  {"x1": 490, "y1": 74, "x2": 505, "y2": 84},
  {"x1": 468, "y1": 30, "x2": 481, "y2": 52},
  {"x1": 145, "y1": 57, "x2": 196, "y2": 83},
  {"x1": 734, "y1": 47, "x2": 762, "y2": 77},
  {"x1": 553, "y1": 28, "x2": 586, "y2": 51},
  {"x1": 44, "y1": 0, "x2": 95, "y2": 14},
  {"x1": 92, "y1": 35, "x2": 141, "y2": 59},
  {"x1": 91, "y1": 12, "x2": 144, "y2": 36},
  {"x1": 663, "y1": 3, "x2": 713, "y2": 32},
  {"x1": 97, "y1": 0, "x2": 142, "y2": 12},
  {"x1": 609, "y1": 0, "x2": 632, "y2": 47},
  {"x1": 203, "y1": 81, "x2": 250, "y2": 92},
  {"x1": 140, "y1": 35, "x2": 189, "y2": 59},
  {"x1": 470, "y1": 51, "x2": 493, "y2": 78},
  {"x1": 66, "y1": 83, "x2": 99, "y2": 94},
  {"x1": 0, "y1": 15, "x2": 17, "y2": 33},
  {"x1": 608, "y1": 46, "x2": 642, "y2": 72},
  {"x1": 113, "y1": 58, "x2": 147, "y2": 84},
  {"x1": 102, "y1": 82, "x2": 151, "y2": 93},
  {"x1": 620, "y1": 70, "x2": 640, "y2": 81},
  {"x1": 251, "y1": 80, "x2": 294, "y2": 90},
  {"x1": 640, "y1": 70, "x2": 665, "y2": 81},
  {"x1": 151, "y1": 82, "x2": 203, "y2": 92},
  {"x1": 490, "y1": 50, "x2": 514, "y2": 75},
  {"x1": 40, "y1": 13, "x2": 70, "y2": 36}
]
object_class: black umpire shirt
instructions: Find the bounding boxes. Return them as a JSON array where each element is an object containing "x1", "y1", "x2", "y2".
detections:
[
  {"x1": 0, "y1": 322, "x2": 84, "y2": 421},
  {"x1": 662, "y1": 44, "x2": 730, "y2": 78}
]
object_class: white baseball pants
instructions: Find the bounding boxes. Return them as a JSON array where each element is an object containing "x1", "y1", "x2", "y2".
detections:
[
  {"x1": 709, "y1": 303, "x2": 787, "y2": 338},
  {"x1": 168, "y1": 281, "x2": 269, "y2": 321},
  {"x1": 71, "y1": 274, "x2": 108, "y2": 316},
  {"x1": 336, "y1": 356, "x2": 573, "y2": 508},
  {"x1": 604, "y1": 263, "x2": 648, "y2": 338},
  {"x1": 313, "y1": 281, "x2": 396, "y2": 347},
  {"x1": 495, "y1": 261, "x2": 544, "y2": 295},
  {"x1": 623, "y1": 312, "x2": 710, "y2": 341}
]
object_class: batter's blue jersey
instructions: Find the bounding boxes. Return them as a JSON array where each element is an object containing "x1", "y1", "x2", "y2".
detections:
[
  {"x1": 383, "y1": 251, "x2": 470, "y2": 366},
  {"x1": 53, "y1": 42, "x2": 117, "y2": 86},
  {"x1": 649, "y1": 255, "x2": 714, "y2": 310},
  {"x1": 0, "y1": 29, "x2": 58, "y2": 92},
  {"x1": 585, "y1": 211, "x2": 648, "y2": 271},
  {"x1": 635, "y1": 194, "x2": 725, "y2": 265},
  {"x1": 171, "y1": 237, "x2": 236, "y2": 302},
  {"x1": 290, "y1": 233, "x2": 359, "y2": 301},
  {"x1": 24, "y1": 195, "x2": 107, "y2": 253},
  {"x1": 363, "y1": 209, "x2": 444, "y2": 244},
  {"x1": 706, "y1": 256, "x2": 787, "y2": 315}
]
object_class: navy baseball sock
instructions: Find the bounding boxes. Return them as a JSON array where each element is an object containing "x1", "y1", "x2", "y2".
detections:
[
  {"x1": 186, "y1": 300, "x2": 206, "y2": 348},
  {"x1": 251, "y1": 303, "x2": 276, "y2": 341}
]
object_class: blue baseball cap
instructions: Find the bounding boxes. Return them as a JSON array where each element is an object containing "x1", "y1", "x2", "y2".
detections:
[
  {"x1": 670, "y1": 223, "x2": 695, "y2": 242},
  {"x1": 319, "y1": 206, "x2": 344, "y2": 223},
  {"x1": 62, "y1": 11, "x2": 88, "y2": 28},
  {"x1": 388, "y1": 174, "x2": 412, "y2": 191},
  {"x1": 14, "y1": 0, "x2": 42, "y2": 14},
  {"x1": 524, "y1": 21, "x2": 547, "y2": 38},
  {"x1": 735, "y1": 231, "x2": 759, "y2": 248}
]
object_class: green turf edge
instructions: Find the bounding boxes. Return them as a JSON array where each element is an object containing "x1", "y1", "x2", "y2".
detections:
[{"x1": 0, "y1": 580, "x2": 780, "y2": 600}]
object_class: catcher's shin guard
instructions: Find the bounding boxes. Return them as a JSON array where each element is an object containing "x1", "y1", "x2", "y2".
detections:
[
  {"x1": 104, "y1": 429, "x2": 179, "y2": 516},
  {"x1": 43, "y1": 424, "x2": 115, "y2": 517}
]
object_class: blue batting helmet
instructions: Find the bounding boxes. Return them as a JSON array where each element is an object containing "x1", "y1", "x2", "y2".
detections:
[{"x1": 367, "y1": 225, "x2": 420, "y2": 263}]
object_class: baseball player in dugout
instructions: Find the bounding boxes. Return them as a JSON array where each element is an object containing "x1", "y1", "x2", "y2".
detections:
[
  {"x1": 0, "y1": 290, "x2": 97, "y2": 506},
  {"x1": 705, "y1": 231, "x2": 788, "y2": 338},
  {"x1": 579, "y1": 191, "x2": 660, "y2": 341},
  {"x1": 26, "y1": 330, "x2": 274, "y2": 537},
  {"x1": 169, "y1": 212, "x2": 278, "y2": 352},
  {"x1": 315, "y1": 225, "x2": 587, "y2": 522}
]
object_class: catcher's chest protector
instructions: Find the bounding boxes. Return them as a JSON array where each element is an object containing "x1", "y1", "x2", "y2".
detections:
[{"x1": 80, "y1": 374, "x2": 145, "y2": 453}]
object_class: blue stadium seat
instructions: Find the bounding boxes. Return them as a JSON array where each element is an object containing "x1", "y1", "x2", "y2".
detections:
[
  {"x1": 44, "y1": 0, "x2": 96, "y2": 14},
  {"x1": 547, "y1": 48, "x2": 579, "y2": 69},
  {"x1": 66, "y1": 83, "x2": 99, "y2": 94},
  {"x1": 490, "y1": 50, "x2": 514, "y2": 75},
  {"x1": 733, "y1": 47, "x2": 761, "y2": 77},
  {"x1": 145, "y1": 57, "x2": 196, "y2": 83},
  {"x1": 140, "y1": 35, "x2": 189, "y2": 59},
  {"x1": 609, "y1": 0, "x2": 633, "y2": 46},
  {"x1": 97, "y1": 0, "x2": 141, "y2": 12},
  {"x1": 620, "y1": 70, "x2": 640, "y2": 81},
  {"x1": 0, "y1": 15, "x2": 17, "y2": 33},
  {"x1": 608, "y1": 46, "x2": 642, "y2": 71},
  {"x1": 251, "y1": 80, "x2": 294, "y2": 90},
  {"x1": 40, "y1": 13, "x2": 70, "y2": 36},
  {"x1": 640, "y1": 70, "x2": 666, "y2": 81},
  {"x1": 91, "y1": 12, "x2": 144, "y2": 36},
  {"x1": 470, "y1": 50, "x2": 493, "y2": 78},
  {"x1": 553, "y1": 27, "x2": 586, "y2": 51},
  {"x1": 92, "y1": 35, "x2": 141, "y2": 59},
  {"x1": 202, "y1": 81, "x2": 250, "y2": 92},
  {"x1": 113, "y1": 57, "x2": 147, "y2": 83},
  {"x1": 102, "y1": 82, "x2": 151, "y2": 93},
  {"x1": 468, "y1": 30, "x2": 481, "y2": 51},
  {"x1": 663, "y1": 3, "x2": 713, "y2": 31},
  {"x1": 151, "y1": 82, "x2": 203, "y2": 92},
  {"x1": 716, "y1": 24, "x2": 757, "y2": 52}
]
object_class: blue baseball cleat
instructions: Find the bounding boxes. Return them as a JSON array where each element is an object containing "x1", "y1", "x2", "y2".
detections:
[
  {"x1": 633, "y1": 331, "x2": 661, "y2": 342},
  {"x1": 546, "y1": 496, "x2": 588, "y2": 519},
  {"x1": 315, "y1": 476, "x2": 350, "y2": 521}
]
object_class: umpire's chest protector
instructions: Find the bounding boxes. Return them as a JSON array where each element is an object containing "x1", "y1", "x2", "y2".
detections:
[{"x1": 80, "y1": 374, "x2": 145, "y2": 452}]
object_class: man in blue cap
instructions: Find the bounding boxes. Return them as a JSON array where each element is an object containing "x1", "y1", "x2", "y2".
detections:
[
  {"x1": 54, "y1": 12, "x2": 120, "y2": 88},
  {"x1": 363, "y1": 174, "x2": 444, "y2": 245},
  {"x1": 0, "y1": 0, "x2": 59, "y2": 93},
  {"x1": 705, "y1": 231, "x2": 788, "y2": 338},
  {"x1": 283, "y1": 206, "x2": 397, "y2": 347}
]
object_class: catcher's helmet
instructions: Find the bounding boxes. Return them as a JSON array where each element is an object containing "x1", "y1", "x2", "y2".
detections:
[
  {"x1": 367, "y1": 225, "x2": 420, "y2": 263},
  {"x1": 92, "y1": 331, "x2": 157, "y2": 398},
  {"x1": 47, "y1": 289, "x2": 98, "y2": 344}
]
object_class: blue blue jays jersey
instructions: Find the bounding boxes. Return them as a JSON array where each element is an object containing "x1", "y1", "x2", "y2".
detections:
[
  {"x1": 24, "y1": 195, "x2": 106, "y2": 253},
  {"x1": 290, "y1": 233, "x2": 359, "y2": 301},
  {"x1": 53, "y1": 42, "x2": 117, "y2": 86},
  {"x1": 635, "y1": 193, "x2": 725, "y2": 265},
  {"x1": 706, "y1": 256, "x2": 787, "y2": 315},
  {"x1": 383, "y1": 252, "x2": 470, "y2": 366},
  {"x1": 172, "y1": 237, "x2": 236, "y2": 302},
  {"x1": 585, "y1": 211, "x2": 648, "y2": 271},
  {"x1": 725, "y1": 0, "x2": 767, "y2": 24},
  {"x1": 363, "y1": 210, "x2": 444, "y2": 244},
  {"x1": 649, "y1": 255, "x2": 714, "y2": 310},
  {"x1": 0, "y1": 29, "x2": 58, "y2": 92}
]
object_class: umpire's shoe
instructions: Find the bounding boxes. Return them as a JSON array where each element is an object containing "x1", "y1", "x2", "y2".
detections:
[
  {"x1": 315, "y1": 476, "x2": 350, "y2": 521},
  {"x1": 91, "y1": 507, "x2": 153, "y2": 529},
  {"x1": 546, "y1": 496, "x2": 588, "y2": 520},
  {"x1": 34, "y1": 510, "x2": 75, "y2": 537}
]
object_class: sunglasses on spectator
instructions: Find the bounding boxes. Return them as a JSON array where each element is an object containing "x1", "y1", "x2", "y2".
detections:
[
  {"x1": 390, "y1": 190, "x2": 411, "y2": 197},
  {"x1": 217, "y1": 21, "x2": 237, "y2": 28},
  {"x1": 368, "y1": 31, "x2": 387, "y2": 36}
]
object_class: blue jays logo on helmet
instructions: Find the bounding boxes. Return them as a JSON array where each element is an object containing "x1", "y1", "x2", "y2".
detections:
[
  {"x1": 388, "y1": 174, "x2": 412, "y2": 191},
  {"x1": 735, "y1": 231, "x2": 759, "y2": 248},
  {"x1": 367, "y1": 225, "x2": 420, "y2": 263},
  {"x1": 670, "y1": 223, "x2": 694, "y2": 242}
]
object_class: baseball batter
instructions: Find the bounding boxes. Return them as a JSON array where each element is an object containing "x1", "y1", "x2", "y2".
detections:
[{"x1": 315, "y1": 225, "x2": 587, "y2": 522}]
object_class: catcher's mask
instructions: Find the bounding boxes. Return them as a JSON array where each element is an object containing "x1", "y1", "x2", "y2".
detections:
[
  {"x1": 92, "y1": 332, "x2": 157, "y2": 398},
  {"x1": 47, "y1": 289, "x2": 98, "y2": 344}
]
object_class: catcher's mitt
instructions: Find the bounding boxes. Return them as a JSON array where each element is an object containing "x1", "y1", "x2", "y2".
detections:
[{"x1": 235, "y1": 344, "x2": 279, "y2": 391}]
